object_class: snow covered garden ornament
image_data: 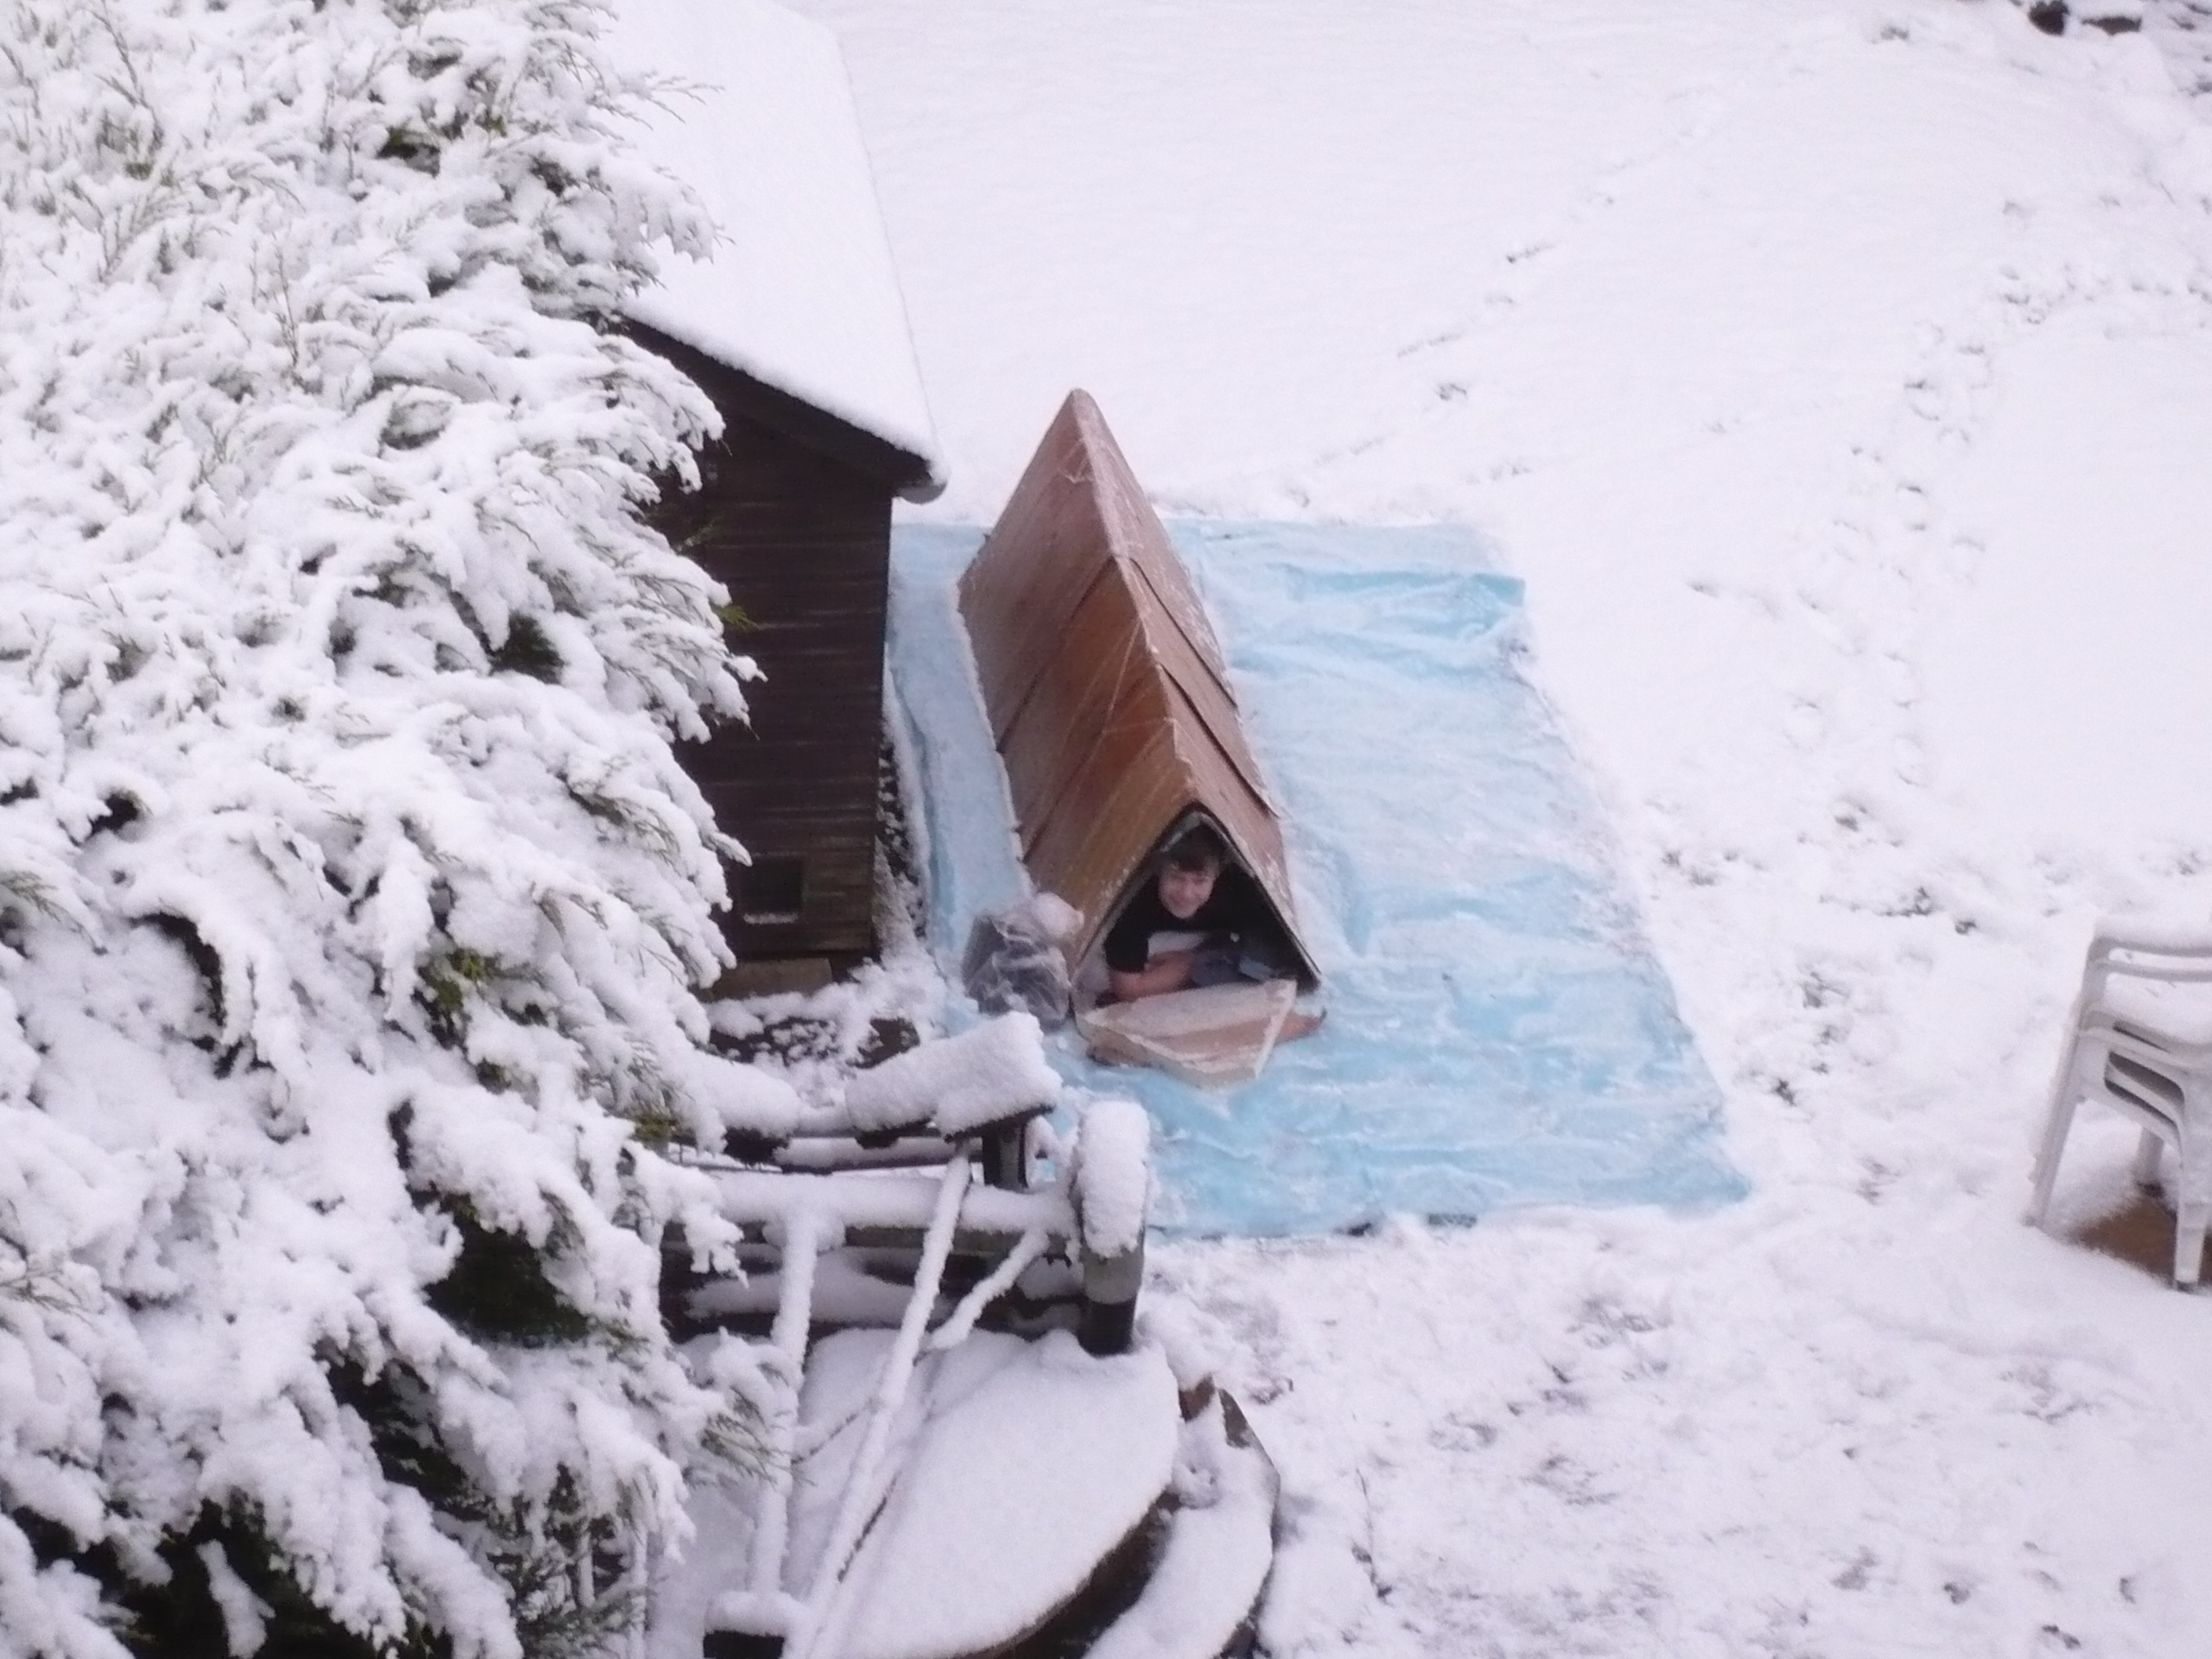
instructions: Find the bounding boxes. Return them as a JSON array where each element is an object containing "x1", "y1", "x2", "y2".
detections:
[{"x1": 0, "y1": 1, "x2": 804, "y2": 1652}]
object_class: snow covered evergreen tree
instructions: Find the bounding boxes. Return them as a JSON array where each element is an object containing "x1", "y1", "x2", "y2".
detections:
[{"x1": 0, "y1": 1, "x2": 798, "y2": 1651}]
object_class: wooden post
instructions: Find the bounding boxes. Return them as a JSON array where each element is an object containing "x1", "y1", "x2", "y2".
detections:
[
  {"x1": 1079, "y1": 1237, "x2": 1144, "y2": 1357},
  {"x1": 979, "y1": 1113, "x2": 1035, "y2": 1192}
]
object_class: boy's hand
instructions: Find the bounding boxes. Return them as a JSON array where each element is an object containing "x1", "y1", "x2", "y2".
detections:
[{"x1": 1108, "y1": 949, "x2": 1197, "y2": 1002}]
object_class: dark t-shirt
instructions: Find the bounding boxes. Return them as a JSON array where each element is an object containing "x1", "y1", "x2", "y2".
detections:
[{"x1": 1103, "y1": 866, "x2": 1267, "y2": 975}]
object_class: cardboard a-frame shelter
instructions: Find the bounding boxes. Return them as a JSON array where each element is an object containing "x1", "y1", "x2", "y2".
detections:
[
  {"x1": 958, "y1": 392, "x2": 1321, "y2": 1024},
  {"x1": 607, "y1": 0, "x2": 943, "y2": 980}
]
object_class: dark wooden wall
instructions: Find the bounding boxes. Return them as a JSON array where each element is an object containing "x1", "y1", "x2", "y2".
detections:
[{"x1": 643, "y1": 357, "x2": 892, "y2": 966}]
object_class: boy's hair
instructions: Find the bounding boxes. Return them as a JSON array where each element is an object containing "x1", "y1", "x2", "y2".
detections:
[{"x1": 1163, "y1": 825, "x2": 1229, "y2": 873}]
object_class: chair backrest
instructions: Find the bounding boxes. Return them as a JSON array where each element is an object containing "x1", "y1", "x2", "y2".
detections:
[{"x1": 2083, "y1": 929, "x2": 2212, "y2": 1003}]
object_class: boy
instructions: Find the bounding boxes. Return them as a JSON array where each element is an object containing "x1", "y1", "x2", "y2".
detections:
[{"x1": 1103, "y1": 826, "x2": 1294, "y2": 1002}]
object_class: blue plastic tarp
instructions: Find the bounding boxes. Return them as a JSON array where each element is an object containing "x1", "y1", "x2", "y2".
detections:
[{"x1": 888, "y1": 521, "x2": 1741, "y2": 1235}]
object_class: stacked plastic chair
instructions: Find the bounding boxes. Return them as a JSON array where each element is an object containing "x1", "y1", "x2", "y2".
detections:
[{"x1": 2027, "y1": 928, "x2": 2212, "y2": 1288}]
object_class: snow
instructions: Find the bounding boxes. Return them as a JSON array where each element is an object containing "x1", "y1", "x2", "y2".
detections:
[
  {"x1": 778, "y1": 1327, "x2": 954, "y2": 1606},
  {"x1": 1023, "y1": 892, "x2": 1082, "y2": 944},
  {"x1": 1074, "y1": 1097, "x2": 1154, "y2": 1260},
  {"x1": 840, "y1": 1009, "x2": 1061, "y2": 1136},
  {"x1": 11, "y1": 0, "x2": 2212, "y2": 1651},
  {"x1": 691, "y1": 1049, "x2": 806, "y2": 1141},
  {"x1": 1086, "y1": 1390, "x2": 1278, "y2": 1659},
  {"x1": 709, "y1": 1166, "x2": 1070, "y2": 1242},
  {"x1": 661, "y1": 1324, "x2": 1180, "y2": 1659},
  {"x1": 785, "y1": 1154, "x2": 974, "y2": 1657},
  {"x1": 196, "y1": 1542, "x2": 272, "y2": 1657},
  {"x1": 1914, "y1": 320, "x2": 2212, "y2": 845},
  {"x1": 644, "y1": 1476, "x2": 756, "y2": 1659},
  {"x1": 689, "y1": 1243, "x2": 921, "y2": 1330},
  {"x1": 796, "y1": 0, "x2": 2212, "y2": 1651},
  {"x1": 602, "y1": 0, "x2": 943, "y2": 485},
  {"x1": 832, "y1": 1330, "x2": 1180, "y2": 1659}
]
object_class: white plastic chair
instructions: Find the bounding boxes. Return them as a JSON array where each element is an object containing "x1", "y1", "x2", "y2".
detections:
[{"x1": 2027, "y1": 928, "x2": 2212, "y2": 1288}]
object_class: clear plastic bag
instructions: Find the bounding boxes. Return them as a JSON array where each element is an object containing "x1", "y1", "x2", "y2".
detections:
[{"x1": 962, "y1": 894, "x2": 1081, "y2": 1027}]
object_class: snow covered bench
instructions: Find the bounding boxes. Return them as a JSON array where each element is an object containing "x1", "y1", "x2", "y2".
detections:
[
  {"x1": 720, "y1": 1012, "x2": 1061, "y2": 1193},
  {"x1": 683, "y1": 1013, "x2": 1155, "y2": 1359}
]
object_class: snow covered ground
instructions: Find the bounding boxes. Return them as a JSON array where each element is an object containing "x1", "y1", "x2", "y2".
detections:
[{"x1": 788, "y1": 1, "x2": 2212, "y2": 1652}]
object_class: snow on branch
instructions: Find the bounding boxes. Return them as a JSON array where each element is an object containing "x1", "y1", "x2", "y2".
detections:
[{"x1": 0, "y1": 1, "x2": 786, "y2": 1651}]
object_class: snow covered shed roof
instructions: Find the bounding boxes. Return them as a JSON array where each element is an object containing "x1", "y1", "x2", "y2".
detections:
[
  {"x1": 605, "y1": 0, "x2": 943, "y2": 500},
  {"x1": 958, "y1": 391, "x2": 1319, "y2": 984}
]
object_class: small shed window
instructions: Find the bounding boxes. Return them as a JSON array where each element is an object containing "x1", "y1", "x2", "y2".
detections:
[{"x1": 741, "y1": 858, "x2": 806, "y2": 925}]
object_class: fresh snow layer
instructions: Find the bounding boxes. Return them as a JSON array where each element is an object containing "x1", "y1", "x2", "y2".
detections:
[
  {"x1": 890, "y1": 522, "x2": 1738, "y2": 1232},
  {"x1": 602, "y1": 0, "x2": 940, "y2": 478},
  {"x1": 833, "y1": 1331, "x2": 1179, "y2": 1659},
  {"x1": 797, "y1": 0, "x2": 2212, "y2": 1651},
  {"x1": 1075, "y1": 1097, "x2": 1154, "y2": 1258},
  {"x1": 1086, "y1": 1393, "x2": 1279, "y2": 1659},
  {"x1": 692, "y1": 1049, "x2": 805, "y2": 1141},
  {"x1": 840, "y1": 1009, "x2": 1060, "y2": 1136},
  {"x1": 669, "y1": 1326, "x2": 1177, "y2": 1659},
  {"x1": 643, "y1": 1476, "x2": 756, "y2": 1659},
  {"x1": 779, "y1": 1328, "x2": 948, "y2": 1605}
]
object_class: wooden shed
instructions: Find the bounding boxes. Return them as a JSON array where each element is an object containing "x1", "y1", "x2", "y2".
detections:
[
  {"x1": 607, "y1": 0, "x2": 943, "y2": 972},
  {"x1": 958, "y1": 391, "x2": 1320, "y2": 990}
]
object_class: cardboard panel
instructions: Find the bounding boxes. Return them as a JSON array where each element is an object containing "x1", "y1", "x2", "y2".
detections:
[{"x1": 957, "y1": 391, "x2": 1317, "y2": 983}]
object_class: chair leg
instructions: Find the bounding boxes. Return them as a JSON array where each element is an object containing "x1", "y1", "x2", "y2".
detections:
[
  {"x1": 2133, "y1": 1130, "x2": 2163, "y2": 1192},
  {"x1": 2026, "y1": 1038, "x2": 2086, "y2": 1226},
  {"x1": 2179, "y1": 1101, "x2": 2210, "y2": 1290},
  {"x1": 2174, "y1": 1197, "x2": 2208, "y2": 1291}
]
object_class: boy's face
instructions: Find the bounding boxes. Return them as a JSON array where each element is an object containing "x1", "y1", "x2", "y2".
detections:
[{"x1": 1158, "y1": 859, "x2": 1220, "y2": 920}]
